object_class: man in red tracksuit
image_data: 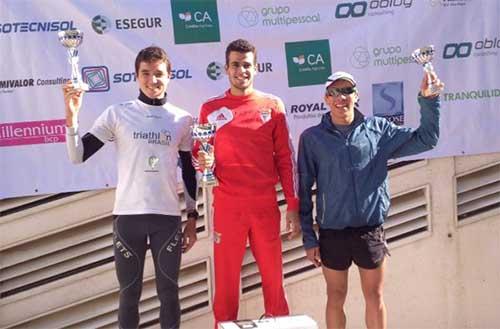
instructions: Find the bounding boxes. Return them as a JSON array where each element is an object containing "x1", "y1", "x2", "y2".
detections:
[{"x1": 194, "y1": 39, "x2": 301, "y2": 328}]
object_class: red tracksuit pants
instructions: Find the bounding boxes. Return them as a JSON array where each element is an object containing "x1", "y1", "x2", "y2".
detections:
[{"x1": 212, "y1": 201, "x2": 289, "y2": 328}]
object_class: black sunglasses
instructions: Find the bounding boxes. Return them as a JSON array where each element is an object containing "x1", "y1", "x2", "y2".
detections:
[{"x1": 326, "y1": 87, "x2": 357, "y2": 97}]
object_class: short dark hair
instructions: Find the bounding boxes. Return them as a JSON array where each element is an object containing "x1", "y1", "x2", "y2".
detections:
[
  {"x1": 135, "y1": 46, "x2": 171, "y2": 74},
  {"x1": 225, "y1": 39, "x2": 257, "y2": 65}
]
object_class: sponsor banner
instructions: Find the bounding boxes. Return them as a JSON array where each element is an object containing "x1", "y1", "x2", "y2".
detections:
[
  {"x1": 0, "y1": 119, "x2": 66, "y2": 147},
  {"x1": 0, "y1": 0, "x2": 499, "y2": 198}
]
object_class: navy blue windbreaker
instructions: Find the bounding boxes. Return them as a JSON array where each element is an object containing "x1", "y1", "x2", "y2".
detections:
[{"x1": 298, "y1": 95, "x2": 440, "y2": 249}]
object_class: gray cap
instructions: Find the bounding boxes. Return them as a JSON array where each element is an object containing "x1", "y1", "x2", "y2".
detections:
[{"x1": 324, "y1": 71, "x2": 357, "y2": 89}]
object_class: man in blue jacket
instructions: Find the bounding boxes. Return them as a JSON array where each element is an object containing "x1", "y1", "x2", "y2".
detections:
[{"x1": 298, "y1": 71, "x2": 444, "y2": 329}]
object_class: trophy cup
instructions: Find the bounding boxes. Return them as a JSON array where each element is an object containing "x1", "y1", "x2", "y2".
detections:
[
  {"x1": 58, "y1": 30, "x2": 89, "y2": 91},
  {"x1": 192, "y1": 123, "x2": 218, "y2": 187},
  {"x1": 411, "y1": 45, "x2": 443, "y2": 94}
]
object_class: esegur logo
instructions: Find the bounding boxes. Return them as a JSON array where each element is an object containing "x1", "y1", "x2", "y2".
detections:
[
  {"x1": 206, "y1": 62, "x2": 224, "y2": 81},
  {"x1": 238, "y1": 5, "x2": 320, "y2": 28},
  {"x1": 335, "y1": 0, "x2": 413, "y2": 19},
  {"x1": 372, "y1": 81, "x2": 404, "y2": 125},
  {"x1": 91, "y1": 15, "x2": 112, "y2": 34},
  {"x1": 82, "y1": 66, "x2": 110, "y2": 92},
  {"x1": 443, "y1": 38, "x2": 500, "y2": 59},
  {"x1": 171, "y1": 0, "x2": 220, "y2": 44},
  {"x1": 90, "y1": 15, "x2": 162, "y2": 34},
  {"x1": 285, "y1": 40, "x2": 332, "y2": 87}
]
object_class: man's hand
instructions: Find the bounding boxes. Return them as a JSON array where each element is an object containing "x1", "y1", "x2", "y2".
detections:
[
  {"x1": 182, "y1": 218, "x2": 197, "y2": 253},
  {"x1": 420, "y1": 71, "x2": 444, "y2": 98},
  {"x1": 197, "y1": 144, "x2": 214, "y2": 171},
  {"x1": 62, "y1": 81, "x2": 84, "y2": 127},
  {"x1": 285, "y1": 210, "x2": 301, "y2": 240},
  {"x1": 306, "y1": 247, "x2": 322, "y2": 267}
]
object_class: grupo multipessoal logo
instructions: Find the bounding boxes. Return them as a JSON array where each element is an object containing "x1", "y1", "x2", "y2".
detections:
[
  {"x1": 285, "y1": 39, "x2": 332, "y2": 87},
  {"x1": 171, "y1": 0, "x2": 220, "y2": 44},
  {"x1": 82, "y1": 66, "x2": 110, "y2": 92},
  {"x1": 442, "y1": 88, "x2": 500, "y2": 102},
  {"x1": 350, "y1": 47, "x2": 371, "y2": 68},
  {"x1": 289, "y1": 102, "x2": 329, "y2": 120},
  {"x1": 1, "y1": 77, "x2": 70, "y2": 94},
  {"x1": 428, "y1": 0, "x2": 471, "y2": 7},
  {"x1": 443, "y1": 38, "x2": 500, "y2": 59},
  {"x1": 113, "y1": 68, "x2": 194, "y2": 84},
  {"x1": 335, "y1": 0, "x2": 413, "y2": 19},
  {"x1": 238, "y1": 5, "x2": 320, "y2": 28},
  {"x1": 350, "y1": 45, "x2": 413, "y2": 69},
  {"x1": 372, "y1": 81, "x2": 404, "y2": 125},
  {"x1": 0, "y1": 119, "x2": 66, "y2": 147},
  {"x1": 90, "y1": 14, "x2": 162, "y2": 34},
  {"x1": 0, "y1": 20, "x2": 75, "y2": 34}
]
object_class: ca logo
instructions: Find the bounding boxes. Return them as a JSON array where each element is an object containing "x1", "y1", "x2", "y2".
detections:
[
  {"x1": 443, "y1": 43, "x2": 472, "y2": 59},
  {"x1": 335, "y1": 1, "x2": 367, "y2": 18}
]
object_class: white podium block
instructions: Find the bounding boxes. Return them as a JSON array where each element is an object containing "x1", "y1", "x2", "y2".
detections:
[{"x1": 218, "y1": 315, "x2": 318, "y2": 329}]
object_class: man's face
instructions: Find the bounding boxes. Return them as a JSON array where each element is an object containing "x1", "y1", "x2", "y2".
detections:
[
  {"x1": 324, "y1": 79, "x2": 358, "y2": 124},
  {"x1": 137, "y1": 60, "x2": 170, "y2": 99},
  {"x1": 225, "y1": 51, "x2": 256, "y2": 95}
]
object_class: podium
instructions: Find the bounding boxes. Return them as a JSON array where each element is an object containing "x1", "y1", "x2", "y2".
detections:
[{"x1": 218, "y1": 315, "x2": 318, "y2": 329}]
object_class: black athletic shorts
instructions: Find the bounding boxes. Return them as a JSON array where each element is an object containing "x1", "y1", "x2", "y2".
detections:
[{"x1": 319, "y1": 225, "x2": 390, "y2": 271}]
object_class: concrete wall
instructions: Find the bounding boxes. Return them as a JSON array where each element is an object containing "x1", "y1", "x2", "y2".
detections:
[{"x1": 1, "y1": 153, "x2": 499, "y2": 329}]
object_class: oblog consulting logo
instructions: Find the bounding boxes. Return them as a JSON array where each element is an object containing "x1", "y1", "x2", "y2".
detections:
[
  {"x1": 443, "y1": 37, "x2": 500, "y2": 59},
  {"x1": 335, "y1": 0, "x2": 413, "y2": 19}
]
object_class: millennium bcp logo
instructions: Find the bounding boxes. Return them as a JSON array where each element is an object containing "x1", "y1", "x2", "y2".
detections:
[
  {"x1": 285, "y1": 39, "x2": 331, "y2": 87},
  {"x1": 372, "y1": 81, "x2": 404, "y2": 125},
  {"x1": 171, "y1": 0, "x2": 221, "y2": 44},
  {"x1": 82, "y1": 66, "x2": 110, "y2": 92}
]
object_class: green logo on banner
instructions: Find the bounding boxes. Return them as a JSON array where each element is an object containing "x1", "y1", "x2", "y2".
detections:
[
  {"x1": 171, "y1": 0, "x2": 221, "y2": 44},
  {"x1": 285, "y1": 39, "x2": 332, "y2": 87}
]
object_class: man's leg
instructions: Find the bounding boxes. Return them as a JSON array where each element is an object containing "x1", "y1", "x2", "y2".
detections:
[
  {"x1": 322, "y1": 266, "x2": 349, "y2": 329},
  {"x1": 213, "y1": 206, "x2": 249, "y2": 327},
  {"x1": 149, "y1": 215, "x2": 182, "y2": 329},
  {"x1": 318, "y1": 228, "x2": 353, "y2": 329},
  {"x1": 113, "y1": 215, "x2": 148, "y2": 329},
  {"x1": 248, "y1": 207, "x2": 289, "y2": 316},
  {"x1": 358, "y1": 261, "x2": 386, "y2": 329},
  {"x1": 354, "y1": 225, "x2": 388, "y2": 329}
]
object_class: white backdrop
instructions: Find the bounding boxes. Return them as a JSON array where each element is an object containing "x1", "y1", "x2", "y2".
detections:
[{"x1": 1, "y1": 0, "x2": 499, "y2": 199}]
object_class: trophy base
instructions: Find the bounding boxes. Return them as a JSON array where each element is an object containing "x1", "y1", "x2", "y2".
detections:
[{"x1": 201, "y1": 178, "x2": 218, "y2": 188}]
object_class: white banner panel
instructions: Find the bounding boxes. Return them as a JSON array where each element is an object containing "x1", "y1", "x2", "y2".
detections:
[{"x1": 1, "y1": 0, "x2": 499, "y2": 199}]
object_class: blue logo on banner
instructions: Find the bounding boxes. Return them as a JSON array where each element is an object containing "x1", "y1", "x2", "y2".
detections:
[
  {"x1": 82, "y1": 66, "x2": 110, "y2": 92},
  {"x1": 372, "y1": 81, "x2": 404, "y2": 125}
]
